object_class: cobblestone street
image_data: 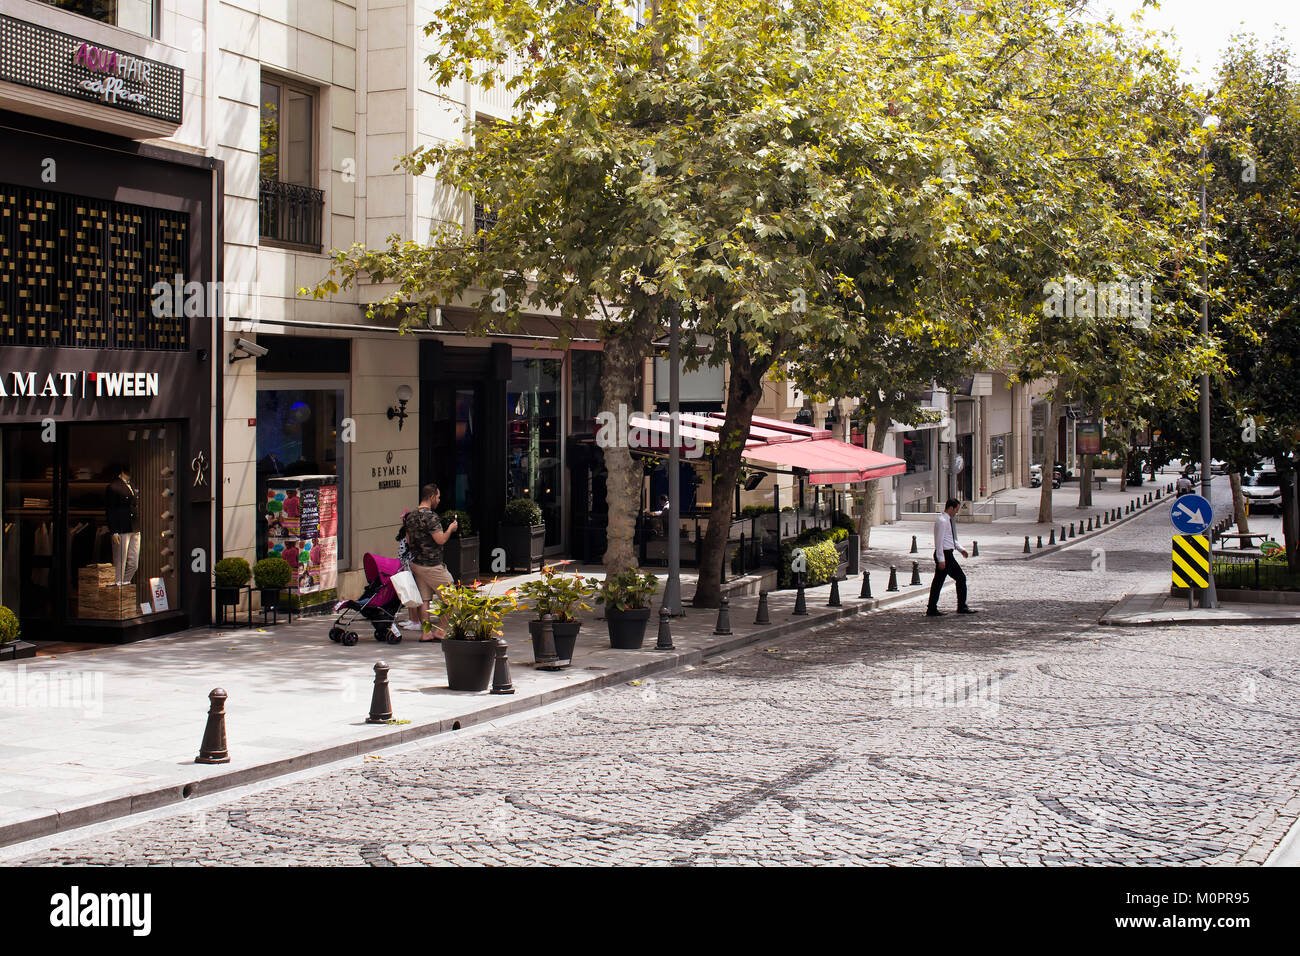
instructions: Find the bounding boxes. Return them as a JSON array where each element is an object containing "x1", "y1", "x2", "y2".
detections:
[{"x1": 12, "y1": 503, "x2": 1300, "y2": 866}]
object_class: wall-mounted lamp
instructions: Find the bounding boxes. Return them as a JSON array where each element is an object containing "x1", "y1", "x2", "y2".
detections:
[{"x1": 388, "y1": 384, "x2": 413, "y2": 430}]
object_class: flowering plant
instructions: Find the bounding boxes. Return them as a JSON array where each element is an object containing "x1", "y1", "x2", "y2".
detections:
[
  {"x1": 517, "y1": 565, "x2": 597, "y2": 622},
  {"x1": 429, "y1": 579, "x2": 519, "y2": 640},
  {"x1": 596, "y1": 571, "x2": 659, "y2": 611}
]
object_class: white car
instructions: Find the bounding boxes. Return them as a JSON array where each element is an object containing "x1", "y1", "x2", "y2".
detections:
[{"x1": 1242, "y1": 470, "x2": 1282, "y2": 513}]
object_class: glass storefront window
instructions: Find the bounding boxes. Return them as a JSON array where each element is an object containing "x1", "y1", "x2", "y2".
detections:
[
  {"x1": 990, "y1": 434, "x2": 1008, "y2": 478},
  {"x1": 256, "y1": 386, "x2": 347, "y2": 565},
  {"x1": 2, "y1": 429, "x2": 56, "y2": 621},
  {"x1": 901, "y1": 430, "x2": 931, "y2": 474},
  {"x1": 38, "y1": 0, "x2": 156, "y2": 38},
  {"x1": 569, "y1": 350, "x2": 603, "y2": 439},
  {"x1": 508, "y1": 358, "x2": 562, "y2": 546},
  {"x1": 1031, "y1": 403, "x2": 1047, "y2": 466}
]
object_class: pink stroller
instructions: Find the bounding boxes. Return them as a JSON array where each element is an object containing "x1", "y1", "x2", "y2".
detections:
[{"x1": 329, "y1": 553, "x2": 404, "y2": 646}]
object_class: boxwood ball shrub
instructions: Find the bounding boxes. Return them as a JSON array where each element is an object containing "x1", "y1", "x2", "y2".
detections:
[
  {"x1": 502, "y1": 497, "x2": 544, "y2": 527},
  {"x1": 214, "y1": 557, "x2": 252, "y2": 589},
  {"x1": 441, "y1": 509, "x2": 473, "y2": 537},
  {"x1": 0, "y1": 605, "x2": 19, "y2": 644},
  {"x1": 253, "y1": 557, "x2": 293, "y2": 590}
]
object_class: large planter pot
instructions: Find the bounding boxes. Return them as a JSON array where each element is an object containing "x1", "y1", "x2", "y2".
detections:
[
  {"x1": 444, "y1": 534, "x2": 480, "y2": 582},
  {"x1": 215, "y1": 586, "x2": 243, "y2": 607},
  {"x1": 528, "y1": 619, "x2": 582, "y2": 664},
  {"x1": 256, "y1": 587, "x2": 283, "y2": 611},
  {"x1": 499, "y1": 523, "x2": 546, "y2": 572},
  {"x1": 605, "y1": 607, "x2": 651, "y2": 650},
  {"x1": 441, "y1": 637, "x2": 499, "y2": 692}
]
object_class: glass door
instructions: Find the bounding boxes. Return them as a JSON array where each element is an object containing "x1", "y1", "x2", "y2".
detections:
[{"x1": 507, "y1": 358, "x2": 562, "y2": 547}]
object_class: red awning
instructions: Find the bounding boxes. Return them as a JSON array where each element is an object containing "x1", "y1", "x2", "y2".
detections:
[{"x1": 627, "y1": 412, "x2": 906, "y2": 484}]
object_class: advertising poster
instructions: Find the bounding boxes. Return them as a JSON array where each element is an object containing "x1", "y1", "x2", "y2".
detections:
[
  {"x1": 1078, "y1": 422, "x2": 1103, "y2": 456},
  {"x1": 265, "y1": 476, "x2": 338, "y2": 600}
]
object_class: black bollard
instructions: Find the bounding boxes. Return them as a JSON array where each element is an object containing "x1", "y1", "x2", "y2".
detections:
[
  {"x1": 910, "y1": 535, "x2": 918, "y2": 554},
  {"x1": 491, "y1": 641, "x2": 516, "y2": 694},
  {"x1": 828, "y1": 577, "x2": 842, "y2": 608},
  {"x1": 195, "y1": 688, "x2": 231, "y2": 764},
  {"x1": 1024, "y1": 536, "x2": 1031, "y2": 554},
  {"x1": 714, "y1": 595, "x2": 733, "y2": 635},
  {"x1": 754, "y1": 590, "x2": 771, "y2": 625},
  {"x1": 1049, "y1": 529, "x2": 1056, "y2": 545},
  {"x1": 910, "y1": 561, "x2": 921, "y2": 586},
  {"x1": 656, "y1": 606, "x2": 676, "y2": 650},
  {"x1": 366, "y1": 662, "x2": 395, "y2": 721},
  {"x1": 1103, "y1": 512, "x2": 1109, "y2": 525},
  {"x1": 887, "y1": 565, "x2": 899, "y2": 592},
  {"x1": 1060, "y1": 525, "x2": 1067, "y2": 541},
  {"x1": 1086, "y1": 518, "x2": 1092, "y2": 532},
  {"x1": 1069, "y1": 523, "x2": 1075, "y2": 538},
  {"x1": 972, "y1": 541, "x2": 979, "y2": 557},
  {"x1": 860, "y1": 572, "x2": 872, "y2": 599},
  {"x1": 534, "y1": 612, "x2": 563, "y2": 670},
  {"x1": 1037, "y1": 535, "x2": 1043, "y2": 549},
  {"x1": 793, "y1": 579, "x2": 808, "y2": 616}
]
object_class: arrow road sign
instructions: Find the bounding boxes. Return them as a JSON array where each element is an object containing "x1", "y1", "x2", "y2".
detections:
[{"x1": 1170, "y1": 493, "x2": 1212, "y2": 534}]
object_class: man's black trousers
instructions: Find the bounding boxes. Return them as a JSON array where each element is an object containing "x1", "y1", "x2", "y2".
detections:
[{"x1": 928, "y1": 549, "x2": 968, "y2": 611}]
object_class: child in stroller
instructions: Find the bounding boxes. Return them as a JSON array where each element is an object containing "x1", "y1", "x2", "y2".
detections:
[{"x1": 329, "y1": 553, "x2": 403, "y2": 646}]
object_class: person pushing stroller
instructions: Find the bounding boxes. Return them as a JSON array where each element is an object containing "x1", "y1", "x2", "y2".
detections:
[{"x1": 399, "y1": 483, "x2": 458, "y2": 641}]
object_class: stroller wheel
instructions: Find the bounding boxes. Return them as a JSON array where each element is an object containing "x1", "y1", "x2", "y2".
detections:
[
  {"x1": 375, "y1": 630, "x2": 388, "y2": 642},
  {"x1": 386, "y1": 632, "x2": 403, "y2": 644},
  {"x1": 328, "y1": 627, "x2": 344, "y2": 643},
  {"x1": 342, "y1": 631, "x2": 359, "y2": 647}
]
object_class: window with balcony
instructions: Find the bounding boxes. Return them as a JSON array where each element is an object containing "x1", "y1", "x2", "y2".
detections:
[
  {"x1": 259, "y1": 76, "x2": 323, "y2": 251},
  {"x1": 37, "y1": 0, "x2": 155, "y2": 37}
]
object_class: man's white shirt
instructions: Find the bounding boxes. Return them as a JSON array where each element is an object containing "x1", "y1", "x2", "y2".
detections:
[{"x1": 933, "y1": 512, "x2": 958, "y2": 561}]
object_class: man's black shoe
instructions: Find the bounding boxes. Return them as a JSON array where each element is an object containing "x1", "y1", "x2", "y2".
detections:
[
  {"x1": 925, "y1": 608, "x2": 944, "y2": 617},
  {"x1": 957, "y1": 607, "x2": 979, "y2": 614}
]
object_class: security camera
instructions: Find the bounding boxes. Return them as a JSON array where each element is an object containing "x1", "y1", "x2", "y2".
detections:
[{"x1": 229, "y1": 337, "x2": 269, "y2": 363}]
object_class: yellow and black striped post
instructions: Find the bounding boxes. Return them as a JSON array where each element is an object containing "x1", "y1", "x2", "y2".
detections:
[{"x1": 1171, "y1": 534, "x2": 1211, "y2": 592}]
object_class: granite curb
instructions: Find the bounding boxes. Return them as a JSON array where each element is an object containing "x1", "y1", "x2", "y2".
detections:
[{"x1": 0, "y1": 578, "x2": 929, "y2": 850}]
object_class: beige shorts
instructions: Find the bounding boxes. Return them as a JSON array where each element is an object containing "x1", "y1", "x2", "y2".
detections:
[{"x1": 409, "y1": 562, "x2": 453, "y2": 602}]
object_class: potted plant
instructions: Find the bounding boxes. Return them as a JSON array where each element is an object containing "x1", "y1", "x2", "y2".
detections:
[
  {"x1": 441, "y1": 509, "x2": 480, "y2": 582},
  {"x1": 252, "y1": 557, "x2": 292, "y2": 612},
  {"x1": 213, "y1": 557, "x2": 251, "y2": 610},
  {"x1": 0, "y1": 605, "x2": 33, "y2": 662},
  {"x1": 517, "y1": 565, "x2": 597, "y2": 664},
  {"x1": 429, "y1": 580, "x2": 519, "y2": 691},
  {"x1": 499, "y1": 497, "x2": 545, "y2": 572},
  {"x1": 597, "y1": 571, "x2": 659, "y2": 649}
]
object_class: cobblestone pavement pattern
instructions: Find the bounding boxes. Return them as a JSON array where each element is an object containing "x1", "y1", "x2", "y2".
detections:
[{"x1": 14, "y1": 501, "x2": 1300, "y2": 865}]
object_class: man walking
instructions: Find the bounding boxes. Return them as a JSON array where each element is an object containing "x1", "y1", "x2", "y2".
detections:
[
  {"x1": 927, "y1": 497, "x2": 977, "y2": 617},
  {"x1": 401, "y1": 483, "x2": 457, "y2": 641}
]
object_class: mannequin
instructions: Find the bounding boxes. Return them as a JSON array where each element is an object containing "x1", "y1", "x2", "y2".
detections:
[{"x1": 105, "y1": 463, "x2": 140, "y2": 586}]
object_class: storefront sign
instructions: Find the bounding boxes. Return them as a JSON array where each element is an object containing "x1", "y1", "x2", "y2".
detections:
[
  {"x1": 0, "y1": 16, "x2": 183, "y2": 125},
  {"x1": 0, "y1": 371, "x2": 161, "y2": 398},
  {"x1": 150, "y1": 577, "x2": 169, "y2": 612}
]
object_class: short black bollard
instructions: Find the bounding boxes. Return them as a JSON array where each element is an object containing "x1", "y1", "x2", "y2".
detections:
[
  {"x1": 860, "y1": 571, "x2": 872, "y2": 599},
  {"x1": 1023, "y1": 536, "x2": 1031, "y2": 554},
  {"x1": 196, "y1": 688, "x2": 231, "y2": 764},
  {"x1": 656, "y1": 606, "x2": 676, "y2": 650},
  {"x1": 828, "y1": 577, "x2": 842, "y2": 608},
  {"x1": 793, "y1": 580, "x2": 808, "y2": 616},
  {"x1": 754, "y1": 590, "x2": 771, "y2": 625},
  {"x1": 971, "y1": 541, "x2": 979, "y2": 557},
  {"x1": 1049, "y1": 529, "x2": 1056, "y2": 545},
  {"x1": 366, "y1": 662, "x2": 395, "y2": 721},
  {"x1": 910, "y1": 535, "x2": 918, "y2": 554},
  {"x1": 1086, "y1": 518, "x2": 1092, "y2": 532},
  {"x1": 491, "y1": 641, "x2": 515, "y2": 695},
  {"x1": 534, "y1": 612, "x2": 562, "y2": 670},
  {"x1": 714, "y1": 595, "x2": 733, "y2": 635},
  {"x1": 887, "y1": 565, "x2": 899, "y2": 592},
  {"x1": 1103, "y1": 512, "x2": 1109, "y2": 525},
  {"x1": 1060, "y1": 525, "x2": 1067, "y2": 541},
  {"x1": 1037, "y1": 535, "x2": 1043, "y2": 549},
  {"x1": 910, "y1": 561, "x2": 921, "y2": 586},
  {"x1": 1069, "y1": 523, "x2": 1075, "y2": 538}
]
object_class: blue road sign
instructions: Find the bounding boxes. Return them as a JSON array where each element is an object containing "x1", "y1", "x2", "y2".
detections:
[{"x1": 1170, "y1": 493, "x2": 1212, "y2": 534}]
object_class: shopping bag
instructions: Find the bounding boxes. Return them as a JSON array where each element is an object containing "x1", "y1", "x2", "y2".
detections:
[{"x1": 389, "y1": 568, "x2": 423, "y2": 608}]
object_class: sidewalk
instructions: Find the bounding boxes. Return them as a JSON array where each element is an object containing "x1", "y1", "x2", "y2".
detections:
[
  {"x1": 1100, "y1": 591, "x2": 1300, "y2": 627},
  {"x1": 0, "y1": 566, "x2": 932, "y2": 849}
]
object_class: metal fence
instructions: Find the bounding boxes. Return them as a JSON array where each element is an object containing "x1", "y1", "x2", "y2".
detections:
[
  {"x1": 1213, "y1": 553, "x2": 1300, "y2": 591},
  {"x1": 259, "y1": 179, "x2": 324, "y2": 250}
]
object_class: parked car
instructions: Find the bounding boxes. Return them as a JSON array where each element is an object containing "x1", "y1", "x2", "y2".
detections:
[
  {"x1": 1241, "y1": 470, "x2": 1282, "y2": 513},
  {"x1": 1210, "y1": 459, "x2": 1229, "y2": 476}
]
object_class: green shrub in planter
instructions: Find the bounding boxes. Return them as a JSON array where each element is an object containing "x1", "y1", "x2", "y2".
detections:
[
  {"x1": 740, "y1": 505, "x2": 776, "y2": 519},
  {"x1": 502, "y1": 497, "x2": 543, "y2": 527},
  {"x1": 779, "y1": 528, "x2": 841, "y2": 588},
  {"x1": 253, "y1": 557, "x2": 293, "y2": 590},
  {"x1": 0, "y1": 605, "x2": 19, "y2": 644},
  {"x1": 441, "y1": 509, "x2": 473, "y2": 537},
  {"x1": 832, "y1": 511, "x2": 856, "y2": 532},
  {"x1": 214, "y1": 557, "x2": 252, "y2": 589}
]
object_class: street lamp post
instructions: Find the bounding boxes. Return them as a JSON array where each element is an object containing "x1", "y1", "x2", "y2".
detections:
[
  {"x1": 663, "y1": 299, "x2": 682, "y2": 617},
  {"x1": 1199, "y1": 114, "x2": 1219, "y2": 609}
]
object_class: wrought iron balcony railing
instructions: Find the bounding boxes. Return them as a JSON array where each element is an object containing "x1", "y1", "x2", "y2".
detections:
[{"x1": 259, "y1": 178, "x2": 324, "y2": 251}]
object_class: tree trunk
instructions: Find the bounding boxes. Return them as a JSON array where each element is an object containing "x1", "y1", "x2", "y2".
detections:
[
  {"x1": 693, "y1": 334, "x2": 774, "y2": 608},
  {"x1": 1037, "y1": 397, "x2": 1055, "y2": 524},
  {"x1": 1118, "y1": 443, "x2": 1129, "y2": 490},
  {"x1": 1280, "y1": 461, "x2": 1299, "y2": 574},
  {"x1": 599, "y1": 306, "x2": 658, "y2": 575},
  {"x1": 857, "y1": 404, "x2": 891, "y2": 549},
  {"x1": 1229, "y1": 472, "x2": 1250, "y2": 534},
  {"x1": 1078, "y1": 454, "x2": 1093, "y2": 508}
]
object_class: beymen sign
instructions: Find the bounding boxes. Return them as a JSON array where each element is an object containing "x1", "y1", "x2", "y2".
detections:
[
  {"x1": 0, "y1": 371, "x2": 161, "y2": 399},
  {"x1": 0, "y1": 15, "x2": 182, "y2": 125}
]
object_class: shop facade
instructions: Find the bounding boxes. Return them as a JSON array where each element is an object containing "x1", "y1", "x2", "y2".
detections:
[{"x1": 0, "y1": 11, "x2": 217, "y2": 641}]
